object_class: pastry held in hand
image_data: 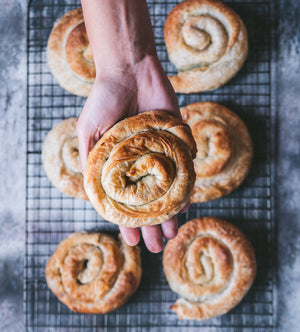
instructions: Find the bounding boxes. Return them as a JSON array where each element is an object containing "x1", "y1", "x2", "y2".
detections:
[
  {"x1": 181, "y1": 102, "x2": 252, "y2": 202},
  {"x1": 164, "y1": 0, "x2": 248, "y2": 93},
  {"x1": 163, "y1": 217, "x2": 256, "y2": 321},
  {"x1": 85, "y1": 111, "x2": 197, "y2": 227},
  {"x1": 47, "y1": 8, "x2": 95, "y2": 96},
  {"x1": 46, "y1": 232, "x2": 141, "y2": 314},
  {"x1": 42, "y1": 117, "x2": 87, "y2": 200}
]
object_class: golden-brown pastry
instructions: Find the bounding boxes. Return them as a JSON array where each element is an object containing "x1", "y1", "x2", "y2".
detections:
[
  {"x1": 181, "y1": 102, "x2": 252, "y2": 202},
  {"x1": 84, "y1": 111, "x2": 197, "y2": 227},
  {"x1": 163, "y1": 217, "x2": 256, "y2": 321},
  {"x1": 46, "y1": 232, "x2": 141, "y2": 314},
  {"x1": 47, "y1": 8, "x2": 95, "y2": 97},
  {"x1": 164, "y1": 0, "x2": 248, "y2": 93},
  {"x1": 42, "y1": 117, "x2": 87, "y2": 200}
]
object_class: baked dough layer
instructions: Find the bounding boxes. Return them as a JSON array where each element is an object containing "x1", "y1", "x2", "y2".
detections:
[
  {"x1": 164, "y1": 0, "x2": 248, "y2": 93},
  {"x1": 46, "y1": 232, "x2": 141, "y2": 314},
  {"x1": 163, "y1": 217, "x2": 256, "y2": 320},
  {"x1": 42, "y1": 117, "x2": 87, "y2": 200},
  {"x1": 85, "y1": 111, "x2": 197, "y2": 227},
  {"x1": 181, "y1": 102, "x2": 253, "y2": 202},
  {"x1": 47, "y1": 8, "x2": 95, "y2": 96}
]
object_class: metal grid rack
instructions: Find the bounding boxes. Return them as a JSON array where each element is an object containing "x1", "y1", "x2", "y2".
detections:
[{"x1": 25, "y1": 0, "x2": 274, "y2": 330}]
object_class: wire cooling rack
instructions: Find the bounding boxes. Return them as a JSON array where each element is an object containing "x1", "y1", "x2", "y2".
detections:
[{"x1": 25, "y1": 0, "x2": 275, "y2": 330}]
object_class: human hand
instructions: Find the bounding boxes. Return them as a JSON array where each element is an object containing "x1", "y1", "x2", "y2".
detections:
[
  {"x1": 78, "y1": 0, "x2": 191, "y2": 252},
  {"x1": 77, "y1": 55, "x2": 189, "y2": 252}
]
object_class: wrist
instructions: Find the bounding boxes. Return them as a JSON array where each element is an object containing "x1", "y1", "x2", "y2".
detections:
[
  {"x1": 82, "y1": 0, "x2": 157, "y2": 76},
  {"x1": 95, "y1": 54, "x2": 160, "y2": 83}
]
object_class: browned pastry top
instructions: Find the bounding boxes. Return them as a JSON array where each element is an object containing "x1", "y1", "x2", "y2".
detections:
[
  {"x1": 163, "y1": 217, "x2": 256, "y2": 321},
  {"x1": 47, "y1": 8, "x2": 95, "y2": 96},
  {"x1": 84, "y1": 111, "x2": 197, "y2": 227},
  {"x1": 181, "y1": 102, "x2": 253, "y2": 202},
  {"x1": 46, "y1": 232, "x2": 142, "y2": 314}
]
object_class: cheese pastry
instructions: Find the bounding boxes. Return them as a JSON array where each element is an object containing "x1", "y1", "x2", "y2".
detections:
[
  {"x1": 84, "y1": 111, "x2": 197, "y2": 227},
  {"x1": 181, "y1": 102, "x2": 253, "y2": 202},
  {"x1": 163, "y1": 217, "x2": 256, "y2": 320},
  {"x1": 47, "y1": 8, "x2": 95, "y2": 96},
  {"x1": 164, "y1": 0, "x2": 248, "y2": 93},
  {"x1": 46, "y1": 232, "x2": 142, "y2": 313},
  {"x1": 42, "y1": 117, "x2": 87, "y2": 200}
]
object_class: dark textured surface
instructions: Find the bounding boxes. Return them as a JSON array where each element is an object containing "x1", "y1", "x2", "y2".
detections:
[
  {"x1": 0, "y1": 1, "x2": 26, "y2": 332},
  {"x1": 274, "y1": 0, "x2": 300, "y2": 329},
  {"x1": 0, "y1": 0, "x2": 299, "y2": 331}
]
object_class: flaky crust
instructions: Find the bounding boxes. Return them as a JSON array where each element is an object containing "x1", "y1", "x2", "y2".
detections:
[
  {"x1": 84, "y1": 111, "x2": 197, "y2": 227},
  {"x1": 45, "y1": 232, "x2": 141, "y2": 314},
  {"x1": 164, "y1": 0, "x2": 248, "y2": 93},
  {"x1": 42, "y1": 117, "x2": 88, "y2": 200},
  {"x1": 163, "y1": 217, "x2": 256, "y2": 321},
  {"x1": 47, "y1": 8, "x2": 95, "y2": 96},
  {"x1": 181, "y1": 102, "x2": 252, "y2": 202}
]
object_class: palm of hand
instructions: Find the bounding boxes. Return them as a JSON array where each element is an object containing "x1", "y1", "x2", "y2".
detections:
[{"x1": 77, "y1": 57, "x2": 182, "y2": 252}]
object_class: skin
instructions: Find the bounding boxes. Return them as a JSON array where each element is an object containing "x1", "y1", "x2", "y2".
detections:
[{"x1": 78, "y1": 0, "x2": 189, "y2": 252}]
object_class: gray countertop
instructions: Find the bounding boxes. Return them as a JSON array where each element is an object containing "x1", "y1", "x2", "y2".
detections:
[{"x1": 0, "y1": 0, "x2": 299, "y2": 331}]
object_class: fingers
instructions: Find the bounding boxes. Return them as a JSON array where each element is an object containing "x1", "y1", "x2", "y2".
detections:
[
  {"x1": 161, "y1": 216, "x2": 178, "y2": 239},
  {"x1": 119, "y1": 226, "x2": 140, "y2": 246},
  {"x1": 141, "y1": 216, "x2": 178, "y2": 253},
  {"x1": 76, "y1": 115, "x2": 100, "y2": 174},
  {"x1": 76, "y1": 126, "x2": 91, "y2": 174},
  {"x1": 121, "y1": 216, "x2": 179, "y2": 253},
  {"x1": 141, "y1": 225, "x2": 164, "y2": 253}
]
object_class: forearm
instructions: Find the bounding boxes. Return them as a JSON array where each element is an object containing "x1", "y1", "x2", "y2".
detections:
[{"x1": 81, "y1": 0, "x2": 157, "y2": 76}]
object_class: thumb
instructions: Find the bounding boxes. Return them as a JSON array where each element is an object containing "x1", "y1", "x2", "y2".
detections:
[{"x1": 76, "y1": 122, "x2": 98, "y2": 175}]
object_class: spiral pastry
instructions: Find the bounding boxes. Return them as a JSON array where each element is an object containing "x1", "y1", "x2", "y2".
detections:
[
  {"x1": 46, "y1": 232, "x2": 141, "y2": 313},
  {"x1": 164, "y1": 0, "x2": 248, "y2": 93},
  {"x1": 181, "y1": 102, "x2": 252, "y2": 203},
  {"x1": 84, "y1": 111, "x2": 197, "y2": 227},
  {"x1": 42, "y1": 117, "x2": 87, "y2": 200},
  {"x1": 47, "y1": 9, "x2": 95, "y2": 96},
  {"x1": 163, "y1": 217, "x2": 256, "y2": 321}
]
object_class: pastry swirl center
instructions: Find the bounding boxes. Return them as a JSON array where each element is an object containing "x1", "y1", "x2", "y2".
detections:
[
  {"x1": 182, "y1": 20, "x2": 211, "y2": 51},
  {"x1": 101, "y1": 132, "x2": 176, "y2": 206},
  {"x1": 61, "y1": 242, "x2": 123, "y2": 303},
  {"x1": 185, "y1": 250, "x2": 214, "y2": 284},
  {"x1": 182, "y1": 236, "x2": 233, "y2": 300},
  {"x1": 180, "y1": 16, "x2": 228, "y2": 70},
  {"x1": 65, "y1": 244, "x2": 103, "y2": 285},
  {"x1": 192, "y1": 119, "x2": 232, "y2": 177},
  {"x1": 61, "y1": 137, "x2": 81, "y2": 174}
]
